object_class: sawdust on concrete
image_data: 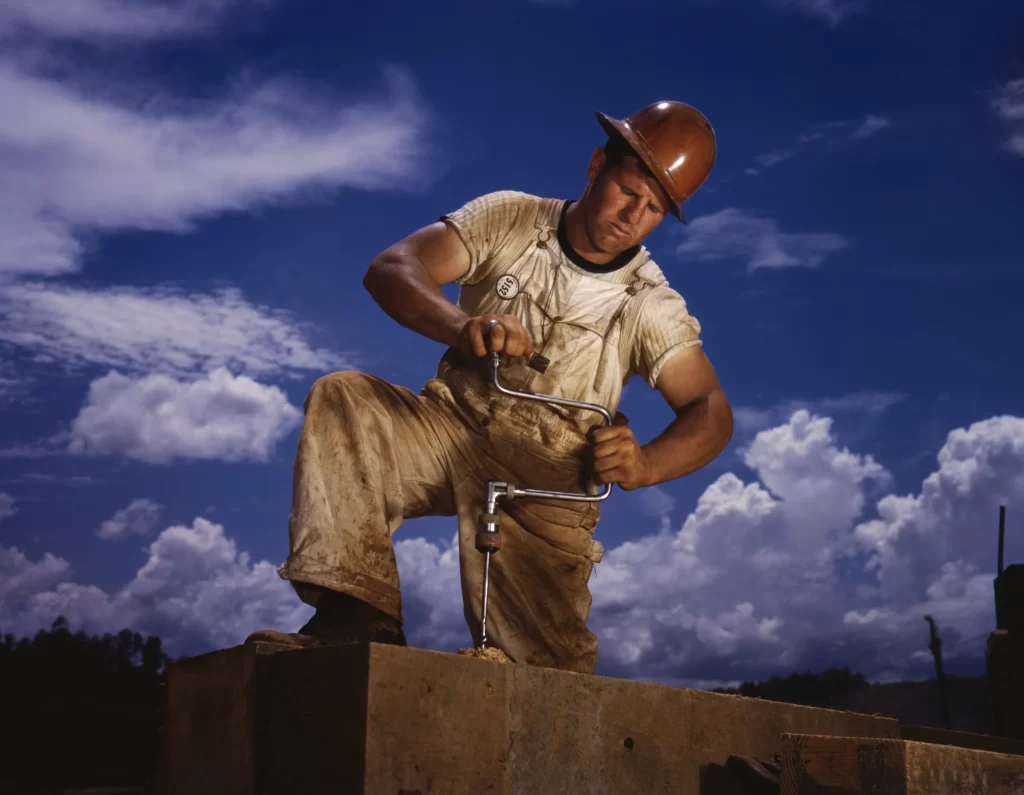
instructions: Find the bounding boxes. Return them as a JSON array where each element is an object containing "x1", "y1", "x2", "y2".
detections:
[{"x1": 457, "y1": 646, "x2": 513, "y2": 663}]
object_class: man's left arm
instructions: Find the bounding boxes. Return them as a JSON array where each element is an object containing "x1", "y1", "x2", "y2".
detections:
[{"x1": 590, "y1": 345, "x2": 733, "y2": 491}]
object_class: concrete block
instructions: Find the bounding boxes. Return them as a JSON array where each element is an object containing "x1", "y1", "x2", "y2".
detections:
[
  {"x1": 781, "y1": 733, "x2": 1024, "y2": 794},
  {"x1": 161, "y1": 642, "x2": 901, "y2": 794}
]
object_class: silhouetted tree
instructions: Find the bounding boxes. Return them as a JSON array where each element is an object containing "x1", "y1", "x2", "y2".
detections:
[
  {"x1": 714, "y1": 667, "x2": 869, "y2": 708},
  {"x1": 0, "y1": 617, "x2": 171, "y2": 791}
]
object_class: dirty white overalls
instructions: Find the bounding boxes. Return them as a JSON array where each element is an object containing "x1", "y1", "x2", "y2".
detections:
[{"x1": 277, "y1": 191, "x2": 702, "y2": 674}]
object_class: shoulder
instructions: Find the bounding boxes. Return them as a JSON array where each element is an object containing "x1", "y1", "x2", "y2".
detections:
[
  {"x1": 629, "y1": 254, "x2": 697, "y2": 320},
  {"x1": 443, "y1": 190, "x2": 545, "y2": 227}
]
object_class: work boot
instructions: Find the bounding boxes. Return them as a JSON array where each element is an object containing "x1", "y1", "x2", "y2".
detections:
[{"x1": 245, "y1": 589, "x2": 406, "y2": 651}]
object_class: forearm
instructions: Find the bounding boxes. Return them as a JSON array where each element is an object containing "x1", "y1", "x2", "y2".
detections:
[
  {"x1": 363, "y1": 254, "x2": 469, "y2": 348},
  {"x1": 640, "y1": 388, "x2": 733, "y2": 486}
]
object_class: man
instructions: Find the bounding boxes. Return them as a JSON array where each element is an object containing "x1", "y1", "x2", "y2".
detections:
[{"x1": 248, "y1": 100, "x2": 734, "y2": 675}]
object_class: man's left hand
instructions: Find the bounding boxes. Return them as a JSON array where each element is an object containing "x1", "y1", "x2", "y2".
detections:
[{"x1": 588, "y1": 414, "x2": 651, "y2": 491}]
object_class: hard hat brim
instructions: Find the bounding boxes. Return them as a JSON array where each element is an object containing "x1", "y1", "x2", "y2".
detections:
[{"x1": 595, "y1": 111, "x2": 688, "y2": 224}]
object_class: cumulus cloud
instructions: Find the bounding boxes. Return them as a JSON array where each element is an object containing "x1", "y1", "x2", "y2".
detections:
[
  {"x1": 0, "y1": 492, "x2": 16, "y2": 522},
  {"x1": 0, "y1": 61, "x2": 430, "y2": 276},
  {"x1": 678, "y1": 208, "x2": 849, "y2": 271},
  {"x1": 0, "y1": 284, "x2": 346, "y2": 380},
  {"x1": 1, "y1": 544, "x2": 70, "y2": 608},
  {"x1": 365, "y1": 411, "x2": 1021, "y2": 685},
  {"x1": 0, "y1": 0, "x2": 257, "y2": 42},
  {"x1": 67, "y1": 368, "x2": 302, "y2": 464},
  {"x1": 97, "y1": 498, "x2": 164, "y2": 540},
  {"x1": 0, "y1": 517, "x2": 313, "y2": 652},
  {"x1": 393, "y1": 535, "x2": 470, "y2": 651},
  {"x1": 993, "y1": 79, "x2": 1024, "y2": 156},
  {"x1": 4, "y1": 412, "x2": 1020, "y2": 684}
]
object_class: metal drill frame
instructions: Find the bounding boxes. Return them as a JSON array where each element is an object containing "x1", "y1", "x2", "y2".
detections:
[{"x1": 477, "y1": 347, "x2": 614, "y2": 650}]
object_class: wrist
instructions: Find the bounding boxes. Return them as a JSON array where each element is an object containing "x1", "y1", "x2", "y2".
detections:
[{"x1": 637, "y1": 446, "x2": 659, "y2": 488}]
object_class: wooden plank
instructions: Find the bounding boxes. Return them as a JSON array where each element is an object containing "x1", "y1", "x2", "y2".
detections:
[
  {"x1": 781, "y1": 734, "x2": 1024, "y2": 795},
  {"x1": 906, "y1": 741, "x2": 1024, "y2": 794}
]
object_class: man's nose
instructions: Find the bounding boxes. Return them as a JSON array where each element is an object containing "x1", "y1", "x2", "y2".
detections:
[{"x1": 621, "y1": 199, "x2": 645, "y2": 226}]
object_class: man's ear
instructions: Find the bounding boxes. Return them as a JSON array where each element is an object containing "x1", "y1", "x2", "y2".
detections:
[{"x1": 586, "y1": 146, "x2": 606, "y2": 183}]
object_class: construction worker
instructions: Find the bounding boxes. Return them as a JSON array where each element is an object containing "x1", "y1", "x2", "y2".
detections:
[{"x1": 247, "y1": 101, "x2": 734, "y2": 674}]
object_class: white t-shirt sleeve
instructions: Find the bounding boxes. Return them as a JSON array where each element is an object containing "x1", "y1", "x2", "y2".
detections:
[
  {"x1": 440, "y1": 191, "x2": 531, "y2": 286},
  {"x1": 632, "y1": 285, "x2": 703, "y2": 388}
]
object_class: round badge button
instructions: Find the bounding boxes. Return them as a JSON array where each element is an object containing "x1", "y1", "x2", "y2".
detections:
[{"x1": 495, "y1": 274, "x2": 520, "y2": 300}]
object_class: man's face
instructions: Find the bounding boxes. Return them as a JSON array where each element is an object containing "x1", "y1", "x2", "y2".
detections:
[{"x1": 582, "y1": 148, "x2": 671, "y2": 255}]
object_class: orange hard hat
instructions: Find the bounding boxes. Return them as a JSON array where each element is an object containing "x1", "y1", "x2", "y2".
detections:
[{"x1": 595, "y1": 100, "x2": 717, "y2": 223}]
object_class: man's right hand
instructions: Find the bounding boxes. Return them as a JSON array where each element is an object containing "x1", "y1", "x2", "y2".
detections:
[{"x1": 458, "y1": 314, "x2": 534, "y2": 359}]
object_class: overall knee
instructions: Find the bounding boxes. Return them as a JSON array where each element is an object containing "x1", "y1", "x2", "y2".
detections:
[{"x1": 305, "y1": 370, "x2": 370, "y2": 411}]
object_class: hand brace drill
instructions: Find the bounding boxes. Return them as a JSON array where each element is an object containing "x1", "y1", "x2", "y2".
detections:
[{"x1": 475, "y1": 320, "x2": 614, "y2": 650}]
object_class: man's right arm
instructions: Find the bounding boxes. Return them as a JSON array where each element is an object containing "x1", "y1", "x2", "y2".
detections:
[{"x1": 363, "y1": 221, "x2": 532, "y2": 358}]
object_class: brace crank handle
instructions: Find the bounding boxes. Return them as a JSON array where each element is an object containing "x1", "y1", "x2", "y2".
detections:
[{"x1": 482, "y1": 319, "x2": 549, "y2": 374}]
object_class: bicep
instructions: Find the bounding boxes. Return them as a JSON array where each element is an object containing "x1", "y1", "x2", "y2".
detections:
[
  {"x1": 655, "y1": 345, "x2": 725, "y2": 413},
  {"x1": 372, "y1": 221, "x2": 471, "y2": 287}
]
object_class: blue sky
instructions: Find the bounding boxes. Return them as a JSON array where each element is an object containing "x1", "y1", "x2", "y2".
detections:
[{"x1": 0, "y1": 0, "x2": 1021, "y2": 687}]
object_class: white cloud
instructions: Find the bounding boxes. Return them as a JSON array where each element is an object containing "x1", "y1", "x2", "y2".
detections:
[
  {"x1": 67, "y1": 368, "x2": 302, "y2": 464},
  {"x1": 6, "y1": 473, "x2": 100, "y2": 486},
  {"x1": 854, "y1": 416, "x2": 1024, "y2": 602},
  {"x1": 678, "y1": 208, "x2": 849, "y2": 271},
  {"x1": 4, "y1": 411, "x2": 1020, "y2": 684},
  {"x1": 734, "y1": 391, "x2": 905, "y2": 433},
  {"x1": 780, "y1": 0, "x2": 865, "y2": 27},
  {"x1": 97, "y1": 498, "x2": 164, "y2": 540},
  {"x1": 755, "y1": 149, "x2": 794, "y2": 168},
  {"x1": 393, "y1": 535, "x2": 470, "y2": 651},
  {"x1": 0, "y1": 492, "x2": 16, "y2": 522},
  {"x1": 0, "y1": 517, "x2": 313, "y2": 652},
  {"x1": 0, "y1": 0, "x2": 255, "y2": 42},
  {"x1": 0, "y1": 283, "x2": 346, "y2": 379},
  {"x1": 632, "y1": 485, "x2": 677, "y2": 535},
  {"x1": 0, "y1": 544, "x2": 70, "y2": 607},
  {"x1": 850, "y1": 114, "x2": 891, "y2": 139},
  {"x1": 346, "y1": 410, "x2": 1021, "y2": 685},
  {"x1": 993, "y1": 79, "x2": 1024, "y2": 156},
  {"x1": 0, "y1": 61, "x2": 430, "y2": 276}
]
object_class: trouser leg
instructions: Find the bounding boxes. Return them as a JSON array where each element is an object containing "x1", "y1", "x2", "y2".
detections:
[
  {"x1": 278, "y1": 371, "x2": 466, "y2": 623},
  {"x1": 455, "y1": 426, "x2": 604, "y2": 674}
]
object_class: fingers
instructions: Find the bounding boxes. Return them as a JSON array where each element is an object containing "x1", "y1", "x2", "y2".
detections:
[
  {"x1": 589, "y1": 425, "x2": 634, "y2": 448},
  {"x1": 474, "y1": 315, "x2": 533, "y2": 358},
  {"x1": 484, "y1": 320, "x2": 506, "y2": 354},
  {"x1": 468, "y1": 321, "x2": 488, "y2": 357}
]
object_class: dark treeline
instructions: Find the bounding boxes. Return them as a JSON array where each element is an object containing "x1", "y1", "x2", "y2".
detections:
[
  {"x1": 714, "y1": 667, "x2": 869, "y2": 708},
  {"x1": 0, "y1": 617, "x2": 170, "y2": 792}
]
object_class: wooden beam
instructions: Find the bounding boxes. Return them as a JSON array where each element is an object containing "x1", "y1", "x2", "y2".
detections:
[{"x1": 781, "y1": 733, "x2": 1024, "y2": 794}]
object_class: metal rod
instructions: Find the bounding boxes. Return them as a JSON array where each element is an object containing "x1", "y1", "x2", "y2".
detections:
[
  {"x1": 998, "y1": 505, "x2": 1006, "y2": 575},
  {"x1": 490, "y1": 353, "x2": 613, "y2": 425},
  {"x1": 480, "y1": 551, "x2": 492, "y2": 648}
]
